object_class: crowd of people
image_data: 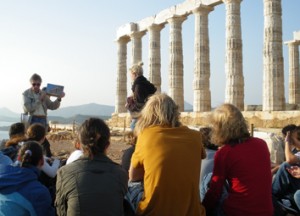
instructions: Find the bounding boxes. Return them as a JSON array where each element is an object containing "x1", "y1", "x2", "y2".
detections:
[{"x1": 0, "y1": 67, "x2": 299, "y2": 216}]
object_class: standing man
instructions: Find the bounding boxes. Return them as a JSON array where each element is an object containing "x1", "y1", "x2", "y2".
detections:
[
  {"x1": 23, "y1": 73, "x2": 65, "y2": 157},
  {"x1": 23, "y1": 73, "x2": 64, "y2": 128}
]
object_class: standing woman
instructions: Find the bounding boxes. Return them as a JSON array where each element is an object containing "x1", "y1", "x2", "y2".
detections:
[
  {"x1": 55, "y1": 118, "x2": 128, "y2": 216},
  {"x1": 0, "y1": 141, "x2": 54, "y2": 216},
  {"x1": 125, "y1": 62, "x2": 156, "y2": 130},
  {"x1": 202, "y1": 104, "x2": 273, "y2": 216}
]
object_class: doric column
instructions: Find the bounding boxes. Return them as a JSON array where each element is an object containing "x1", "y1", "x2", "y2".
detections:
[
  {"x1": 286, "y1": 41, "x2": 300, "y2": 104},
  {"x1": 148, "y1": 24, "x2": 164, "y2": 93},
  {"x1": 130, "y1": 31, "x2": 146, "y2": 65},
  {"x1": 115, "y1": 37, "x2": 130, "y2": 113},
  {"x1": 263, "y1": 0, "x2": 285, "y2": 111},
  {"x1": 193, "y1": 6, "x2": 213, "y2": 112},
  {"x1": 167, "y1": 16, "x2": 187, "y2": 111},
  {"x1": 223, "y1": 0, "x2": 244, "y2": 110}
]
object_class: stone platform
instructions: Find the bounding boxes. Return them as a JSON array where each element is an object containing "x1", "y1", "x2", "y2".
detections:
[{"x1": 108, "y1": 111, "x2": 300, "y2": 129}]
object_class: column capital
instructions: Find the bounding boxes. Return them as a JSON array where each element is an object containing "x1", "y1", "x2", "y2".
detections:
[
  {"x1": 284, "y1": 40, "x2": 300, "y2": 46},
  {"x1": 115, "y1": 36, "x2": 130, "y2": 44},
  {"x1": 130, "y1": 31, "x2": 146, "y2": 40},
  {"x1": 166, "y1": 15, "x2": 187, "y2": 24},
  {"x1": 147, "y1": 23, "x2": 165, "y2": 32},
  {"x1": 192, "y1": 5, "x2": 214, "y2": 15}
]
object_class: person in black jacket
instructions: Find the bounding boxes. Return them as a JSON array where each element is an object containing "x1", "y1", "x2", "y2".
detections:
[{"x1": 125, "y1": 62, "x2": 156, "y2": 130}]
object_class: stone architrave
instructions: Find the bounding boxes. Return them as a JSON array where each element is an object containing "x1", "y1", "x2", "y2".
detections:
[
  {"x1": 167, "y1": 16, "x2": 187, "y2": 111},
  {"x1": 148, "y1": 24, "x2": 165, "y2": 93},
  {"x1": 263, "y1": 0, "x2": 285, "y2": 111},
  {"x1": 223, "y1": 0, "x2": 244, "y2": 110},
  {"x1": 287, "y1": 41, "x2": 300, "y2": 104},
  {"x1": 130, "y1": 31, "x2": 146, "y2": 65},
  {"x1": 193, "y1": 5, "x2": 213, "y2": 112},
  {"x1": 115, "y1": 37, "x2": 130, "y2": 113}
]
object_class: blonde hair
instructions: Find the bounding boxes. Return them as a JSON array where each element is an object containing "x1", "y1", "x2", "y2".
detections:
[
  {"x1": 129, "y1": 62, "x2": 144, "y2": 77},
  {"x1": 210, "y1": 103, "x2": 250, "y2": 146},
  {"x1": 134, "y1": 93, "x2": 180, "y2": 135}
]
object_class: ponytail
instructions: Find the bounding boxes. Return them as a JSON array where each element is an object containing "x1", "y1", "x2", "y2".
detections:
[{"x1": 18, "y1": 141, "x2": 43, "y2": 168}]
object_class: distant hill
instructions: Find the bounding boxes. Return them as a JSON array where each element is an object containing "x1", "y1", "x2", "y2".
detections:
[
  {"x1": 0, "y1": 103, "x2": 115, "y2": 126},
  {"x1": 184, "y1": 101, "x2": 193, "y2": 111},
  {"x1": 48, "y1": 103, "x2": 114, "y2": 118}
]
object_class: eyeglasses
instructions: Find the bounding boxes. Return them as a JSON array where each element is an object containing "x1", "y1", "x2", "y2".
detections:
[{"x1": 32, "y1": 83, "x2": 41, "y2": 87}]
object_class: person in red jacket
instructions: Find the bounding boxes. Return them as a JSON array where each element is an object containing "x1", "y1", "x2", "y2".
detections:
[{"x1": 202, "y1": 103, "x2": 273, "y2": 216}]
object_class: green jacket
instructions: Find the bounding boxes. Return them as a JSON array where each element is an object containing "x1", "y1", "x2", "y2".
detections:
[{"x1": 55, "y1": 153, "x2": 128, "y2": 216}]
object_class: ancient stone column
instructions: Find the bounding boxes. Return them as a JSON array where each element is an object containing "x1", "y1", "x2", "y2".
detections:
[
  {"x1": 115, "y1": 37, "x2": 130, "y2": 113},
  {"x1": 130, "y1": 31, "x2": 146, "y2": 65},
  {"x1": 193, "y1": 6, "x2": 213, "y2": 112},
  {"x1": 286, "y1": 41, "x2": 300, "y2": 104},
  {"x1": 223, "y1": 0, "x2": 244, "y2": 110},
  {"x1": 148, "y1": 24, "x2": 164, "y2": 93},
  {"x1": 167, "y1": 16, "x2": 187, "y2": 111},
  {"x1": 263, "y1": 0, "x2": 285, "y2": 111}
]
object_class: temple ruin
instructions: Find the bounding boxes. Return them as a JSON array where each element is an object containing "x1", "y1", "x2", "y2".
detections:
[{"x1": 111, "y1": 0, "x2": 300, "y2": 128}]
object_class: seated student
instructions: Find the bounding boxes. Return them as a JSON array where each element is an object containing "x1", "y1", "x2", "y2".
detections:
[
  {"x1": 271, "y1": 124, "x2": 297, "y2": 175},
  {"x1": 128, "y1": 93, "x2": 206, "y2": 216},
  {"x1": 0, "y1": 141, "x2": 54, "y2": 216},
  {"x1": 273, "y1": 125, "x2": 300, "y2": 213},
  {"x1": 202, "y1": 103, "x2": 273, "y2": 216},
  {"x1": 26, "y1": 123, "x2": 60, "y2": 179},
  {"x1": 0, "y1": 122, "x2": 26, "y2": 150},
  {"x1": 55, "y1": 118, "x2": 128, "y2": 216},
  {"x1": 121, "y1": 132, "x2": 136, "y2": 172},
  {"x1": 66, "y1": 136, "x2": 83, "y2": 165},
  {"x1": 199, "y1": 127, "x2": 218, "y2": 201},
  {"x1": 1, "y1": 123, "x2": 28, "y2": 162},
  {"x1": 0, "y1": 151, "x2": 12, "y2": 165}
]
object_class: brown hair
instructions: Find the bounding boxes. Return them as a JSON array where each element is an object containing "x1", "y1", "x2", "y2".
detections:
[
  {"x1": 210, "y1": 103, "x2": 250, "y2": 146},
  {"x1": 30, "y1": 73, "x2": 42, "y2": 83},
  {"x1": 79, "y1": 118, "x2": 110, "y2": 159},
  {"x1": 18, "y1": 141, "x2": 43, "y2": 168},
  {"x1": 27, "y1": 123, "x2": 46, "y2": 142}
]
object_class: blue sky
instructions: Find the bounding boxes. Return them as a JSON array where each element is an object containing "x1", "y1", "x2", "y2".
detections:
[{"x1": 0, "y1": 0, "x2": 299, "y2": 113}]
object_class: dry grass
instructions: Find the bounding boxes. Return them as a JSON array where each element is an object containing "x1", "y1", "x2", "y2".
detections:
[{"x1": 48, "y1": 130, "x2": 132, "y2": 164}]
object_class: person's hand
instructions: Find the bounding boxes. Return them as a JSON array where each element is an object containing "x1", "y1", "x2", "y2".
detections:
[
  {"x1": 59, "y1": 92, "x2": 65, "y2": 98},
  {"x1": 286, "y1": 166, "x2": 300, "y2": 178},
  {"x1": 40, "y1": 91, "x2": 47, "y2": 102},
  {"x1": 285, "y1": 131, "x2": 291, "y2": 143}
]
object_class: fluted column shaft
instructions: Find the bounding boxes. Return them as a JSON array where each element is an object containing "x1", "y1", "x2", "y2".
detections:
[
  {"x1": 167, "y1": 16, "x2": 187, "y2": 111},
  {"x1": 223, "y1": 0, "x2": 244, "y2": 110},
  {"x1": 130, "y1": 31, "x2": 146, "y2": 65},
  {"x1": 193, "y1": 6, "x2": 213, "y2": 112},
  {"x1": 263, "y1": 0, "x2": 285, "y2": 111},
  {"x1": 115, "y1": 37, "x2": 130, "y2": 113},
  {"x1": 148, "y1": 24, "x2": 164, "y2": 93},
  {"x1": 287, "y1": 42, "x2": 300, "y2": 104}
]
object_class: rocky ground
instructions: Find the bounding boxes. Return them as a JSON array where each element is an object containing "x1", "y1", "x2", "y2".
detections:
[{"x1": 48, "y1": 129, "x2": 133, "y2": 164}]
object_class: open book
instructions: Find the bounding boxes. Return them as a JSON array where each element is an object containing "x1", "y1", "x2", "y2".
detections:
[{"x1": 46, "y1": 83, "x2": 64, "y2": 97}]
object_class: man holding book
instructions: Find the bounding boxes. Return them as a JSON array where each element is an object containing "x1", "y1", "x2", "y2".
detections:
[{"x1": 22, "y1": 73, "x2": 65, "y2": 129}]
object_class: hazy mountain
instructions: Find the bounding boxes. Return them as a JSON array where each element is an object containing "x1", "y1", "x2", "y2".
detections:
[
  {"x1": 184, "y1": 101, "x2": 193, "y2": 111},
  {"x1": 0, "y1": 103, "x2": 114, "y2": 124},
  {"x1": 48, "y1": 103, "x2": 114, "y2": 118},
  {"x1": 0, "y1": 107, "x2": 19, "y2": 118}
]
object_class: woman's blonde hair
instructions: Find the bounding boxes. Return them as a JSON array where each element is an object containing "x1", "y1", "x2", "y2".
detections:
[
  {"x1": 134, "y1": 93, "x2": 180, "y2": 135},
  {"x1": 129, "y1": 62, "x2": 144, "y2": 77},
  {"x1": 210, "y1": 103, "x2": 250, "y2": 146}
]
